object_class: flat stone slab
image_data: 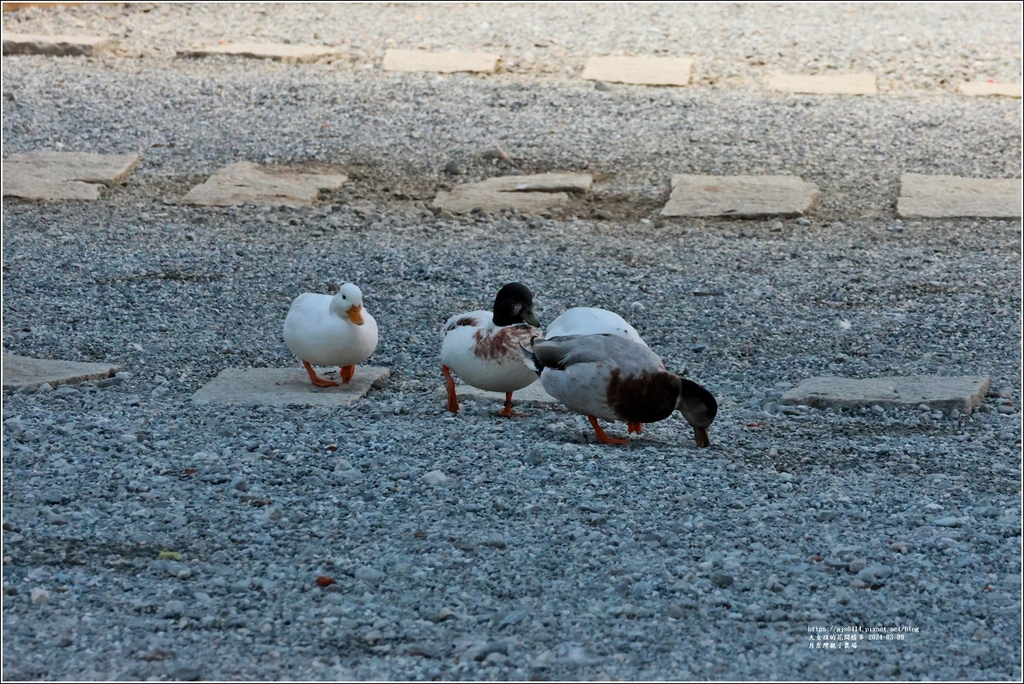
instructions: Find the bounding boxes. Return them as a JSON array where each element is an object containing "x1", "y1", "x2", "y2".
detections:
[
  {"x1": 382, "y1": 49, "x2": 499, "y2": 73},
  {"x1": 781, "y1": 375, "x2": 992, "y2": 414},
  {"x1": 3, "y1": 353, "x2": 121, "y2": 390},
  {"x1": 3, "y1": 151, "x2": 141, "y2": 200},
  {"x1": 582, "y1": 56, "x2": 693, "y2": 86},
  {"x1": 433, "y1": 173, "x2": 593, "y2": 214},
  {"x1": 192, "y1": 367, "x2": 389, "y2": 406},
  {"x1": 2, "y1": 33, "x2": 110, "y2": 57},
  {"x1": 661, "y1": 174, "x2": 819, "y2": 218},
  {"x1": 181, "y1": 162, "x2": 347, "y2": 207},
  {"x1": 451, "y1": 381, "x2": 559, "y2": 408},
  {"x1": 958, "y1": 82, "x2": 1022, "y2": 98},
  {"x1": 767, "y1": 72, "x2": 877, "y2": 95},
  {"x1": 897, "y1": 174, "x2": 1022, "y2": 219},
  {"x1": 177, "y1": 43, "x2": 341, "y2": 63}
]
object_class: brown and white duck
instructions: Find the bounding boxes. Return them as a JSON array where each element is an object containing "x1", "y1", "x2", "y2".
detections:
[{"x1": 440, "y1": 282, "x2": 542, "y2": 417}]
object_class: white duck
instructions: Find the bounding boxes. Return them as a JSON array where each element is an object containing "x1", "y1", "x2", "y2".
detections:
[
  {"x1": 441, "y1": 282, "x2": 542, "y2": 417},
  {"x1": 524, "y1": 334, "x2": 717, "y2": 447},
  {"x1": 284, "y1": 282, "x2": 378, "y2": 387},
  {"x1": 545, "y1": 306, "x2": 648, "y2": 347}
]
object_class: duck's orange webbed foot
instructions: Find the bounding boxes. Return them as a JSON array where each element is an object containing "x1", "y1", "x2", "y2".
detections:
[
  {"x1": 588, "y1": 416, "x2": 629, "y2": 445},
  {"x1": 303, "y1": 361, "x2": 339, "y2": 388},
  {"x1": 627, "y1": 421, "x2": 643, "y2": 435},
  {"x1": 339, "y1": 365, "x2": 355, "y2": 383},
  {"x1": 442, "y1": 365, "x2": 459, "y2": 414},
  {"x1": 496, "y1": 391, "x2": 525, "y2": 418}
]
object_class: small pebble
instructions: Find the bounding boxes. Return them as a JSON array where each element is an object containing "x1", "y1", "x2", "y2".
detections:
[
  {"x1": 159, "y1": 600, "x2": 185, "y2": 619},
  {"x1": 355, "y1": 566, "x2": 384, "y2": 585},
  {"x1": 710, "y1": 572, "x2": 734, "y2": 588},
  {"x1": 847, "y1": 558, "x2": 868, "y2": 574},
  {"x1": 481, "y1": 147, "x2": 511, "y2": 161},
  {"x1": 933, "y1": 516, "x2": 963, "y2": 527},
  {"x1": 422, "y1": 470, "x2": 449, "y2": 485}
]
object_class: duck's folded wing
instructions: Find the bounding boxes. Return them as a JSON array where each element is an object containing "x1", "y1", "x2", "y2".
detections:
[
  {"x1": 526, "y1": 336, "x2": 565, "y2": 369},
  {"x1": 539, "y1": 334, "x2": 662, "y2": 370}
]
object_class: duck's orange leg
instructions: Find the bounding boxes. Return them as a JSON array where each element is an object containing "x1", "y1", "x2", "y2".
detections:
[
  {"x1": 303, "y1": 360, "x2": 339, "y2": 387},
  {"x1": 442, "y1": 365, "x2": 459, "y2": 414},
  {"x1": 627, "y1": 421, "x2": 643, "y2": 435},
  {"x1": 588, "y1": 416, "x2": 629, "y2": 445},
  {"x1": 339, "y1": 365, "x2": 355, "y2": 383},
  {"x1": 496, "y1": 391, "x2": 526, "y2": 418}
]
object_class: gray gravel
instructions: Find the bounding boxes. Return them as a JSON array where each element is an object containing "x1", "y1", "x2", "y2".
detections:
[{"x1": 3, "y1": 3, "x2": 1022, "y2": 681}]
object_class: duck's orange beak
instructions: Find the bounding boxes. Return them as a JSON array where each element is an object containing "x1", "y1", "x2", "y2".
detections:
[{"x1": 347, "y1": 305, "x2": 365, "y2": 325}]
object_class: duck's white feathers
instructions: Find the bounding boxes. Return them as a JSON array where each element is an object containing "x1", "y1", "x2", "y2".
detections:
[
  {"x1": 284, "y1": 289, "x2": 378, "y2": 367},
  {"x1": 441, "y1": 311, "x2": 539, "y2": 392},
  {"x1": 545, "y1": 307, "x2": 647, "y2": 347}
]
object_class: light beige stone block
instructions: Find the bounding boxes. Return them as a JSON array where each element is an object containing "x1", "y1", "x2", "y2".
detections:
[
  {"x1": 382, "y1": 49, "x2": 499, "y2": 73},
  {"x1": 449, "y1": 381, "x2": 558, "y2": 408},
  {"x1": 433, "y1": 173, "x2": 592, "y2": 214},
  {"x1": 781, "y1": 376, "x2": 992, "y2": 415},
  {"x1": 3, "y1": 353, "x2": 121, "y2": 389},
  {"x1": 177, "y1": 42, "x2": 341, "y2": 63},
  {"x1": 181, "y1": 162, "x2": 347, "y2": 207},
  {"x1": 2, "y1": 33, "x2": 110, "y2": 57},
  {"x1": 192, "y1": 367, "x2": 389, "y2": 406},
  {"x1": 958, "y1": 82, "x2": 1022, "y2": 98},
  {"x1": 3, "y1": 151, "x2": 140, "y2": 200},
  {"x1": 767, "y1": 72, "x2": 877, "y2": 95},
  {"x1": 661, "y1": 174, "x2": 818, "y2": 218},
  {"x1": 582, "y1": 56, "x2": 693, "y2": 86},
  {"x1": 897, "y1": 174, "x2": 1022, "y2": 219}
]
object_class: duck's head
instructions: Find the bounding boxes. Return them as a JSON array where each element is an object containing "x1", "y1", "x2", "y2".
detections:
[
  {"x1": 330, "y1": 282, "x2": 367, "y2": 325},
  {"x1": 676, "y1": 378, "x2": 718, "y2": 448},
  {"x1": 492, "y1": 282, "x2": 541, "y2": 327}
]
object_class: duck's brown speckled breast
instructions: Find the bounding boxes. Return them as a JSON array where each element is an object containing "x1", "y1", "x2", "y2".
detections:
[{"x1": 473, "y1": 324, "x2": 536, "y2": 362}]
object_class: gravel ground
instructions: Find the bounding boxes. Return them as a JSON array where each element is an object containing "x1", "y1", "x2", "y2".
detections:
[{"x1": 2, "y1": 3, "x2": 1022, "y2": 681}]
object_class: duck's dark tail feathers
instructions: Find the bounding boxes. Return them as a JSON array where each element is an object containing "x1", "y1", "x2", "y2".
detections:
[{"x1": 520, "y1": 335, "x2": 543, "y2": 376}]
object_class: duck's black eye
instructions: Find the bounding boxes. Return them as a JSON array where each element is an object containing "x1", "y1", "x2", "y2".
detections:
[{"x1": 342, "y1": 295, "x2": 347, "y2": 299}]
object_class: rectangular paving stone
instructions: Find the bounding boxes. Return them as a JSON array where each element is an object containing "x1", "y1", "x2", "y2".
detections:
[
  {"x1": 897, "y1": 174, "x2": 1022, "y2": 219},
  {"x1": 2, "y1": 32, "x2": 110, "y2": 57},
  {"x1": 177, "y1": 43, "x2": 341, "y2": 64},
  {"x1": 767, "y1": 72, "x2": 877, "y2": 95},
  {"x1": 958, "y1": 82, "x2": 1022, "y2": 98},
  {"x1": 451, "y1": 381, "x2": 559, "y2": 408},
  {"x1": 181, "y1": 162, "x2": 347, "y2": 207},
  {"x1": 3, "y1": 151, "x2": 141, "y2": 200},
  {"x1": 781, "y1": 375, "x2": 992, "y2": 415},
  {"x1": 382, "y1": 49, "x2": 499, "y2": 74},
  {"x1": 661, "y1": 174, "x2": 819, "y2": 218},
  {"x1": 2, "y1": 3, "x2": 86, "y2": 9},
  {"x1": 2, "y1": 178, "x2": 102, "y2": 200},
  {"x1": 433, "y1": 172, "x2": 592, "y2": 214},
  {"x1": 192, "y1": 367, "x2": 389, "y2": 407},
  {"x1": 3, "y1": 353, "x2": 121, "y2": 390},
  {"x1": 582, "y1": 56, "x2": 693, "y2": 86}
]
